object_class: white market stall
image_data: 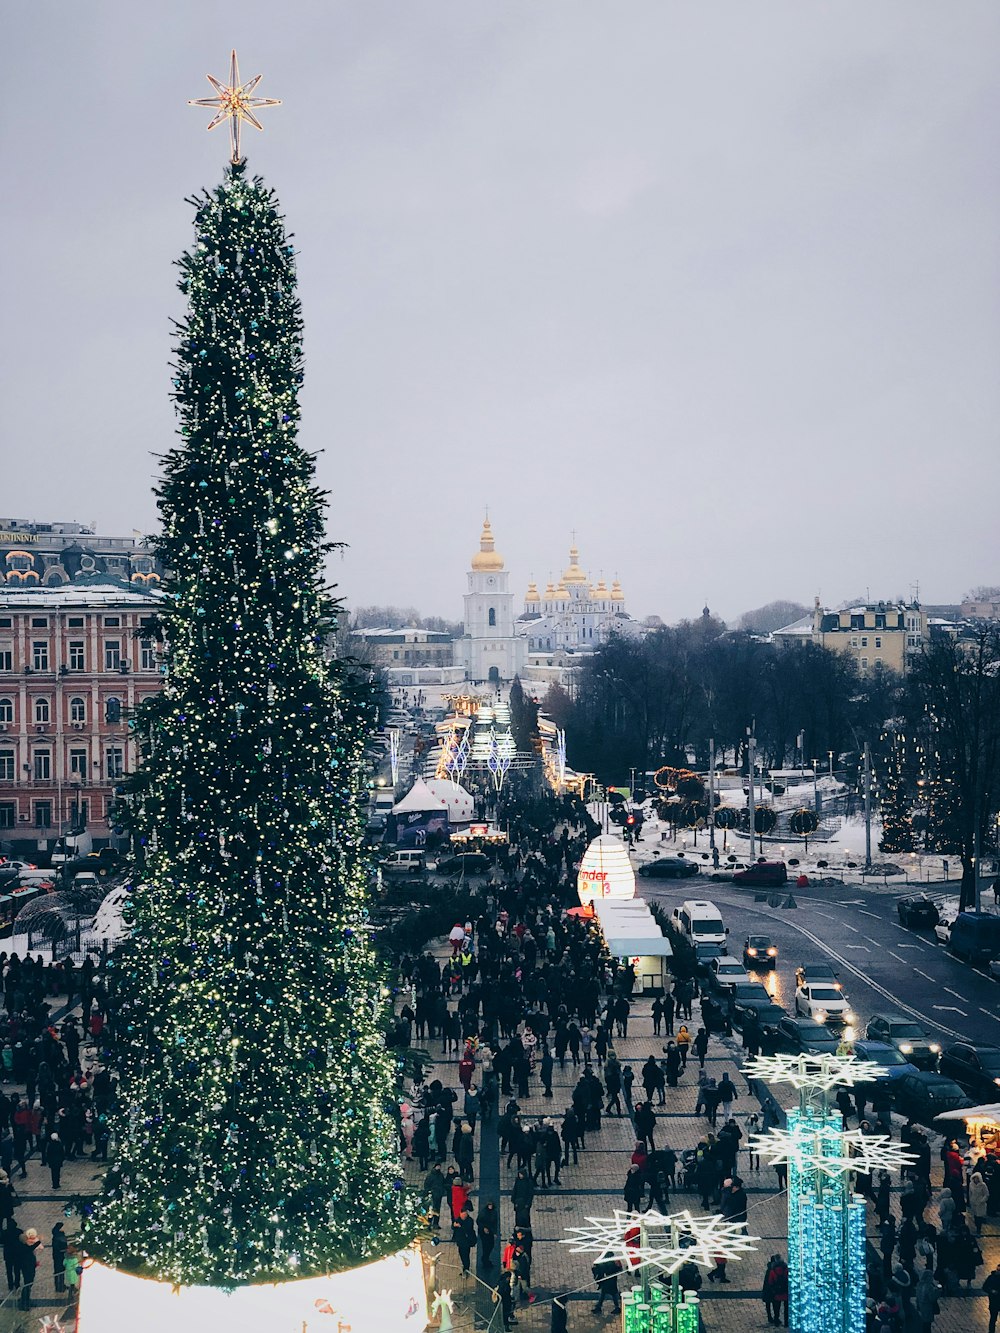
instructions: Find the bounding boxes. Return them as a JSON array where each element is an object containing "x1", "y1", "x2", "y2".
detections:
[
  {"x1": 424, "y1": 778, "x2": 476, "y2": 825},
  {"x1": 593, "y1": 898, "x2": 672, "y2": 995},
  {"x1": 934, "y1": 1103, "x2": 1000, "y2": 1157}
]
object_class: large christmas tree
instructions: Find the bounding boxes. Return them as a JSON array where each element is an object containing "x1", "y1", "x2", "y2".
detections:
[{"x1": 84, "y1": 160, "x2": 413, "y2": 1287}]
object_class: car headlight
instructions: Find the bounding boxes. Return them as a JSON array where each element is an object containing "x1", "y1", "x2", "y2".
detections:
[
  {"x1": 899, "y1": 1043, "x2": 913, "y2": 1054},
  {"x1": 748, "y1": 948, "x2": 757, "y2": 956},
  {"x1": 929, "y1": 1043, "x2": 941, "y2": 1054},
  {"x1": 834, "y1": 982, "x2": 842, "y2": 990},
  {"x1": 993, "y1": 1077, "x2": 1000, "y2": 1087},
  {"x1": 767, "y1": 947, "x2": 777, "y2": 956},
  {"x1": 816, "y1": 1010, "x2": 827, "y2": 1024},
  {"x1": 843, "y1": 1011, "x2": 855, "y2": 1022}
]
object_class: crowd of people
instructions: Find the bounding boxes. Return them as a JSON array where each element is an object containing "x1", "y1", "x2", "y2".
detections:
[
  {"x1": 389, "y1": 784, "x2": 999, "y2": 1332},
  {"x1": 0, "y1": 951, "x2": 113, "y2": 1310}
]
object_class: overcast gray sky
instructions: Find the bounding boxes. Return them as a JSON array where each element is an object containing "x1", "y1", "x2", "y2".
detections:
[{"x1": 2, "y1": 2, "x2": 998, "y2": 624}]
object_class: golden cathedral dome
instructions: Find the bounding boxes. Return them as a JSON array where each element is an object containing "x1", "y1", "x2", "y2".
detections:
[
  {"x1": 593, "y1": 579, "x2": 609, "y2": 597},
  {"x1": 524, "y1": 581, "x2": 540, "y2": 603},
  {"x1": 554, "y1": 583, "x2": 571, "y2": 601},
  {"x1": 561, "y1": 544, "x2": 588, "y2": 585},
  {"x1": 610, "y1": 579, "x2": 624, "y2": 600},
  {"x1": 471, "y1": 518, "x2": 505, "y2": 572}
]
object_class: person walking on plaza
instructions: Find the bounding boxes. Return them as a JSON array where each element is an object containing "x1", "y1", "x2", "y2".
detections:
[
  {"x1": 970, "y1": 1169, "x2": 989, "y2": 1235},
  {"x1": 51, "y1": 1222, "x2": 67, "y2": 1295},
  {"x1": 676, "y1": 1025, "x2": 691, "y2": 1068},
  {"x1": 454, "y1": 1206, "x2": 476, "y2": 1278},
  {"x1": 693, "y1": 1026, "x2": 709, "y2": 1069},
  {"x1": 17, "y1": 1228, "x2": 39, "y2": 1310},
  {"x1": 661, "y1": 989, "x2": 675, "y2": 1036},
  {"x1": 497, "y1": 1265, "x2": 516, "y2": 1330},
  {"x1": 604, "y1": 1055, "x2": 623, "y2": 1117},
  {"x1": 914, "y1": 1266, "x2": 941, "y2": 1333},
  {"x1": 762, "y1": 1254, "x2": 789, "y2": 1326},
  {"x1": 592, "y1": 1257, "x2": 622, "y2": 1315},
  {"x1": 984, "y1": 1260, "x2": 1000, "y2": 1333},
  {"x1": 652, "y1": 996, "x2": 665, "y2": 1036},
  {"x1": 717, "y1": 1071, "x2": 737, "y2": 1121},
  {"x1": 477, "y1": 1200, "x2": 498, "y2": 1271}
]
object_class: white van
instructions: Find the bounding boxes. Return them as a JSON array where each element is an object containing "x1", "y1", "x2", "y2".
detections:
[
  {"x1": 672, "y1": 900, "x2": 727, "y2": 947},
  {"x1": 380, "y1": 850, "x2": 426, "y2": 875}
]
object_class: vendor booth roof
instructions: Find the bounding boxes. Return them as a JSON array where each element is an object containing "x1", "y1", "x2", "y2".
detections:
[
  {"x1": 392, "y1": 778, "x2": 449, "y2": 815},
  {"x1": 593, "y1": 898, "x2": 673, "y2": 958},
  {"x1": 425, "y1": 779, "x2": 476, "y2": 822},
  {"x1": 934, "y1": 1103, "x2": 1000, "y2": 1122}
]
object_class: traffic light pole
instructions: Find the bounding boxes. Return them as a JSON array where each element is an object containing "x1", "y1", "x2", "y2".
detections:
[{"x1": 747, "y1": 732, "x2": 756, "y2": 859}]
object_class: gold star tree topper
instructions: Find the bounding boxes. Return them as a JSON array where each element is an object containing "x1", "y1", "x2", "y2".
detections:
[{"x1": 189, "y1": 49, "x2": 281, "y2": 163}]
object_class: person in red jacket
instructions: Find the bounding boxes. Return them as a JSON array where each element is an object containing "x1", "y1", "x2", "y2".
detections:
[{"x1": 763, "y1": 1253, "x2": 789, "y2": 1326}]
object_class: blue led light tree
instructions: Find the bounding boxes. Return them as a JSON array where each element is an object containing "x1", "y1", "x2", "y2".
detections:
[{"x1": 745, "y1": 1055, "x2": 914, "y2": 1333}]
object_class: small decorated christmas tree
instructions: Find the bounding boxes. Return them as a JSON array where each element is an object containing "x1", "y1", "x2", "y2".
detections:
[{"x1": 84, "y1": 154, "x2": 413, "y2": 1287}]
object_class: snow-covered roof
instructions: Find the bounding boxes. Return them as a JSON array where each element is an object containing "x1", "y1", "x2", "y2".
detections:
[
  {"x1": 773, "y1": 614, "x2": 813, "y2": 637},
  {"x1": 0, "y1": 582, "x2": 162, "y2": 609}
]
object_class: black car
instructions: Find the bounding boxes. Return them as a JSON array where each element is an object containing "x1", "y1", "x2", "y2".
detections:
[
  {"x1": 890, "y1": 1072, "x2": 974, "y2": 1126},
  {"x1": 433, "y1": 852, "x2": 491, "y2": 876},
  {"x1": 773, "y1": 1017, "x2": 842, "y2": 1057},
  {"x1": 692, "y1": 942, "x2": 725, "y2": 979},
  {"x1": 731, "y1": 1000, "x2": 787, "y2": 1036},
  {"x1": 794, "y1": 962, "x2": 840, "y2": 989},
  {"x1": 896, "y1": 896, "x2": 940, "y2": 929},
  {"x1": 864, "y1": 1014, "x2": 941, "y2": 1071},
  {"x1": 938, "y1": 1042, "x2": 1000, "y2": 1101},
  {"x1": 638, "y1": 857, "x2": 699, "y2": 879},
  {"x1": 743, "y1": 935, "x2": 777, "y2": 970}
]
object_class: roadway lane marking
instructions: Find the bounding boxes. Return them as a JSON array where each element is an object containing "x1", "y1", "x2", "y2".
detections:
[
  {"x1": 786, "y1": 920, "x2": 967, "y2": 1040},
  {"x1": 933, "y1": 1006, "x2": 967, "y2": 1016},
  {"x1": 981, "y1": 1008, "x2": 999, "y2": 1019},
  {"x1": 913, "y1": 969, "x2": 936, "y2": 982},
  {"x1": 863, "y1": 937, "x2": 881, "y2": 946},
  {"x1": 843, "y1": 923, "x2": 860, "y2": 933},
  {"x1": 844, "y1": 945, "x2": 871, "y2": 951},
  {"x1": 859, "y1": 910, "x2": 883, "y2": 920},
  {"x1": 889, "y1": 952, "x2": 909, "y2": 963},
  {"x1": 944, "y1": 987, "x2": 967, "y2": 1001},
  {"x1": 815, "y1": 912, "x2": 838, "y2": 921},
  {"x1": 838, "y1": 899, "x2": 865, "y2": 905}
]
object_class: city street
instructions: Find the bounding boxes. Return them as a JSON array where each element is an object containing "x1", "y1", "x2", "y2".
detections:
[{"x1": 641, "y1": 875, "x2": 1000, "y2": 1048}]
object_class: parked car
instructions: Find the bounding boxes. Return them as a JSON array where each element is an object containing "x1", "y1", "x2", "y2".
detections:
[
  {"x1": 638, "y1": 857, "x2": 700, "y2": 879},
  {"x1": 896, "y1": 896, "x2": 940, "y2": 929},
  {"x1": 934, "y1": 919, "x2": 952, "y2": 946},
  {"x1": 795, "y1": 983, "x2": 853, "y2": 1026},
  {"x1": 743, "y1": 935, "x2": 777, "y2": 970},
  {"x1": 949, "y1": 913, "x2": 1000, "y2": 965},
  {"x1": 795, "y1": 961, "x2": 840, "y2": 989},
  {"x1": 709, "y1": 956, "x2": 751, "y2": 988},
  {"x1": 990, "y1": 958, "x2": 1000, "y2": 981},
  {"x1": 890, "y1": 1071, "x2": 974, "y2": 1126},
  {"x1": 731, "y1": 999, "x2": 787, "y2": 1036},
  {"x1": 938, "y1": 1042, "x2": 1000, "y2": 1100},
  {"x1": 433, "y1": 852, "x2": 491, "y2": 876},
  {"x1": 61, "y1": 848, "x2": 123, "y2": 879},
  {"x1": 773, "y1": 1016, "x2": 843, "y2": 1057},
  {"x1": 732, "y1": 861, "x2": 787, "y2": 888},
  {"x1": 851, "y1": 1040, "x2": 919, "y2": 1083},
  {"x1": 864, "y1": 1014, "x2": 941, "y2": 1070},
  {"x1": 693, "y1": 942, "x2": 726, "y2": 979}
]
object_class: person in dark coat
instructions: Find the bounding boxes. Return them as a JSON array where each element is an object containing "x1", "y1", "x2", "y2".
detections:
[
  {"x1": 1, "y1": 1219, "x2": 20, "y2": 1291},
  {"x1": 663, "y1": 1043, "x2": 682, "y2": 1088},
  {"x1": 623, "y1": 1165, "x2": 645, "y2": 1212},
  {"x1": 592, "y1": 1257, "x2": 622, "y2": 1314},
  {"x1": 634, "y1": 1100, "x2": 656, "y2": 1151},
  {"x1": 512, "y1": 1168, "x2": 535, "y2": 1227},
  {"x1": 46, "y1": 1133, "x2": 65, "y2": 1190},
  {"x1": 51, "y1": 1222, "x2": 67, "y2": 1294},
  {"x1": 454, "y1": 1206, "x2": 476, "y2": 1276},
  {"x1": 477, "y1": 1200, "x2": 498, "y2": 1270},
  {"x1": 17, "y1": 1227, "x2": 40, "y2": 1310}
]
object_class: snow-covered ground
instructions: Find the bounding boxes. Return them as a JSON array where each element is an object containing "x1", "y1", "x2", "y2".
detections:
[{"x1": 590, "y1": 800, "x2": 971, "y2": 888}]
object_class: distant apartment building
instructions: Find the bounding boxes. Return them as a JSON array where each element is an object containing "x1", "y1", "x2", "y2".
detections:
[
  {"x1": 353, "y1": 627, "x2": 455, "y2": 670},
  {"x1": 961, "y1": 595, "x2": 1000, "y2": 621},
  {"x1": 773, "y1": 597, "x2": 926, "y2": 675},
  {"x1": 0, "y1": 545, "x2": 168, "y2": 858}
]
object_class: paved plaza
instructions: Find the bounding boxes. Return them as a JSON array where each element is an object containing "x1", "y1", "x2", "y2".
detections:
[{"x1": 402, "y1": 949, "x2": 999, "y2": 1333}]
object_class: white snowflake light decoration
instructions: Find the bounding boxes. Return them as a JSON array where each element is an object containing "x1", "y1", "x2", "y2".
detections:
[
  {"x1": 742, "y1": 1052, "x2": 888, "y2": 1094},
  {"x1": 562, "y1": 1207, "x2": 758, "y2": 1276}
]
